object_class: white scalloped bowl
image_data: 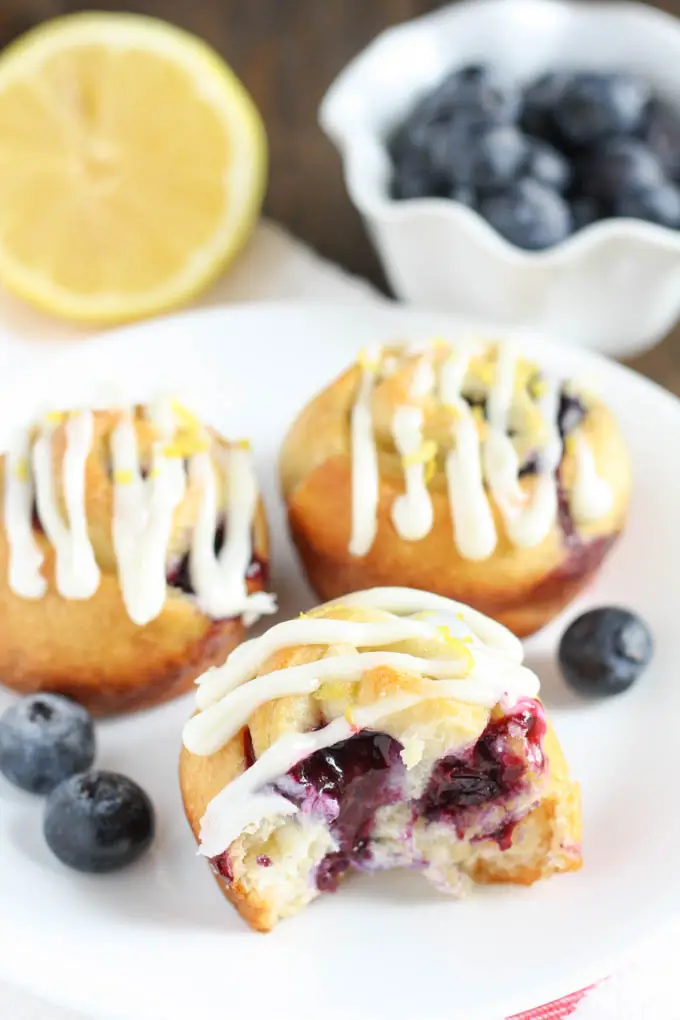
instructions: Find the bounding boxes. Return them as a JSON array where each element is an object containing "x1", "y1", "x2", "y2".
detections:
[{"x1": 320, "y1": 0, "x2": 680, "y2": 358}]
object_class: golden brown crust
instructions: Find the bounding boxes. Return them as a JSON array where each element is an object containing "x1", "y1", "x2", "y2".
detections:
[
  {"x1": 280, "y1": 356, "x2": 631, "y2": 637},
  {"x1": 179, "y1": 731, "x2": 277, "y2": 932},
  {"x1": 0, "y1": 409, "x2": 270, "y2": 715}
]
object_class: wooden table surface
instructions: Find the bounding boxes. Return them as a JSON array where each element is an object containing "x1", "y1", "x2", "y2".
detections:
[{"x1": 2, "y1": 0, "x2": 680, "y2": 392}]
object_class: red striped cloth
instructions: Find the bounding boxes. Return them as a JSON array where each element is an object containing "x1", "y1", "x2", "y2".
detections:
[{"x1": 507, "y1": 984, "x2": 597, "y2": 1019}]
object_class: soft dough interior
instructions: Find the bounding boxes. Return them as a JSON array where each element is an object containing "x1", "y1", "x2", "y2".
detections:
[{"x1": 210, "y1": 708, "x2": 581, "y2": 930}]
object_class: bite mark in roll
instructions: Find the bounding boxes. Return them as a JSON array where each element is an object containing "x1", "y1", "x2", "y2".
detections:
[{"x1": 180, "y1": 588, "x2": 581, "y2": 932}]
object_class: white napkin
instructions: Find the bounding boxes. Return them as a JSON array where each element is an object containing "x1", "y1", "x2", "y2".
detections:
[{"x1": 0, "y1": 219, "x2": 675, "y2": 1020}]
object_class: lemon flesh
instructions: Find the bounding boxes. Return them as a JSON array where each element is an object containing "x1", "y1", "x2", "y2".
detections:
[{"x1": 0, "y1": 13, "x2": 267, "y2": 324}]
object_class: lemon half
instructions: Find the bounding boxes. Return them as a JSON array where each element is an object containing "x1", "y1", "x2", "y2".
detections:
[{"x1": 0, "y1": 13, "x2": 267, "y2": 324}]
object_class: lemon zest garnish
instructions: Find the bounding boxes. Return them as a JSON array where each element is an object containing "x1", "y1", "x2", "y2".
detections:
[
  {"x1": 403, "y1": 439, "x2": 437, "y2": 469},
  {"x1": 529, "y1": 376, "x2": 548, "y2": 399},
  {"x1": 412, "y1": 610, "x2": 436, "y2": 620},
  {"x1": 170, "y1": 398, "x2": 201, "y2": 429},
  {"x1": 473, "y1": 360, "x2": 494, "y2": 386},
  {"x1": 113, "y1": 468, "x2": 134, "y2": 485},
  {"x1": 13, "y1": 457, "x2": 29, "y2": 482},
  {"x1": 163, "y1": 434, "x2": 210, "y2": 458},
  {"x1": 315, "y1": 680, "x2": 352, "y2": 702},
  {"x1": 456, "y1": 612, "x2": 464, "y2": 621},
  {"x1": 435, "y1": 625, "x2": 475, "y2": 675},
  {"x1": 234, "y1": 439, "x2": 251, "y2": 452},
  {"x1": 45, "y1": 410, "x2": 65, "y2": 425}
]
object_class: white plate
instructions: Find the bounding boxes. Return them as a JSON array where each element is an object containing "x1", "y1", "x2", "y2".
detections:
[{"x1": 0, "y1": 302, "x2": 678, "y2": 1020}]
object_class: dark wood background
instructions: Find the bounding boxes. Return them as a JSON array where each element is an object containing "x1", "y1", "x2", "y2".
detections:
[{"x1": 2, "y1": 0, "x2": 680, "y2": 391}]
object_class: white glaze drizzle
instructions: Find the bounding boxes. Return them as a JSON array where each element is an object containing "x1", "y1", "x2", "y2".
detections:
[
  {"x1": 483, "y1": 344, "x2": 527, "y2": 526},
  {"x1": 346, "y1": 340, "x2": 614, "y2": 560},
  {"x1": 349, "y1": 345, "x2": 381, "y2": 557},
  {"x1": 439, "y1": 348, "x2": 497, "y2": 561},
  {"x1": 390, "y1": 406, "x2": 434, "y2": 541},
  {"x1": 189, "y1": 445, "x2": 276, "y2": 625},
  {"x1": 111, "y1": 404, "x2": 185, "y2": 625},
  {"x1": 570, "y1": 433, "x2": 613, "y2": 523},
  {"x1": 4, "y1": 399, "x2": 273, "y2": 628},
  {"x1": 504, "y1": 378, "x2": 562, "y2": 549},
  {"x1": 187, "y1": 587, "x2": 539, "y2": 858},
  {"x1": 32, "y1": 412, "x2": 100, "y2": 599}
]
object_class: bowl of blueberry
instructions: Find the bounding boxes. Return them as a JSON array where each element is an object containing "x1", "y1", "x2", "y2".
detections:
[{"x1": 320, "y1": 0, "x2": 680, "y2": 357}]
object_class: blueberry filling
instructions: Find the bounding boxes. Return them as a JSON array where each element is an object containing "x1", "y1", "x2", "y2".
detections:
[
  {"x1": 236, "y1": 703, "x2": 547, "y2": 893},
  {"x1": 417, "y1": 708, "x2": 543, "y2": 826},
  {"x1": 276, "y1": 732, "x2": 405, "y2": 892}
]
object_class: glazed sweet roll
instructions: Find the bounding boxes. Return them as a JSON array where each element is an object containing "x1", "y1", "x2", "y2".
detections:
[
  {"x1": 180, "y1": 587, "x2": 581, "y2": 931},
  {"x1": 279, "y1": 338, "x2": 630, "y2": 636},
  {"x1": 0, "y1": 398, "x2": 275, "y2": 714}
]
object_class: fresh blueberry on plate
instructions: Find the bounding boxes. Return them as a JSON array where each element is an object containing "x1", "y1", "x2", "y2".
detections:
[
  {"x1": 523, "y1": 137, "x2": 571, "y2": 193},
  {"x1": 479, "y1": 178, "x2": 573, "y2": 250},
  {"x1": 577, "y1": 137, "x2": 664, "y2": 201},
  {"x1": 0, "y1": 694, "x2": 95, "y2": 795},
  {"x1": 44, "y1": 769, "x2": 155, "y2": 873},
  {"x1": 558, "y1": 607, "x2": 654, "y2": 697},
  {"x1": 640, "y1": 97, "x2": 680, "y2": 180},
  {"x1": 613, "y1": 182, "x2": 680, "y2": 228},
  {"x1": 553, "y1": 72, "x2": 651, "y2": 148}
]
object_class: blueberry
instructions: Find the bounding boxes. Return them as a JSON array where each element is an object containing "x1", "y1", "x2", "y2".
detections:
[
  {"x1": 0, "y1": 694, "x2": 95, "y2": 795},
  {"x1": 577, "y1": 137, "x2": 664, "y2": 200},
  {"x1": 450, "y1": 184, "x2": 476, "y2": 207},
  {"x1": 554, "y1": 72, "x2": 651, "y2": 148},
  {"x1": 524, "y1": 137, "x2": 571, "y2": 192},
  {"x1": 558, "y1": 608, "x2": 653, "y2": 697},
  {"x1": 391, "y1": 153, "x2": 447, "y2": 200},
  {"x1": 418, "y1": 63, "x2": 521, "y2": 126},
  {"x1": 433, "y1": 123, "x2": 528, "y2": 189},
  {"x1": 613, "y1": 183, "x2": 680, "y2": 228},
  {"x1": 641, "y1": 98, "x2": 680, "y2": 179},
  {"x1": 479, "y1": 178, "x2": 573, "y2": 250},
  {"x1": 571, "y1": 195, "x2": 604, "y2": 231},
  {"x1": 44, "y1": 770, "x2": 155, "y2": 873},
  {"x1": 521, "y1": 72, "x2": 570, "y2": 138},
  {"x1": 388, "y1": 111, "x2": 442, "y2": 164}
]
